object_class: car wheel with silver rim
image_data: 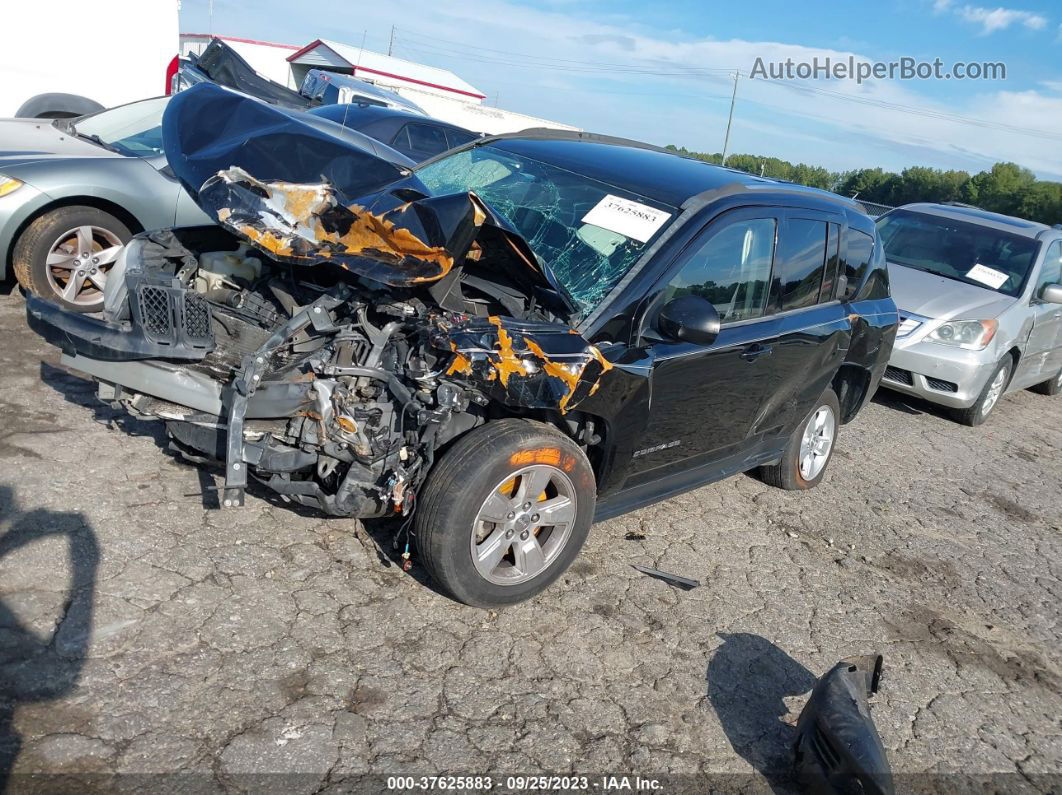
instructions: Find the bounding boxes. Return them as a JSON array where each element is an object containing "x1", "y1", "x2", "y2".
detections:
[
  {"x1": 798, "y1": 404, "x2": 836, "y2": 481},
  {"x1": 953, "y1": 356, "x2": 1012, "y2": 426},
  {"x1": 471, "y1": 465, "x2": 578, "y2": 586},
  {"x1": 1031, "y1": 365, "x2": 1062, "y2": 397},
  {"x1": 415, "y1": 418, "x2": 596, "y2": 607},
  {"x1": 12, "y1": 205, "x2": 131, "y2": 313},
  {"x1": 758, "y1": 388, "x2": 841, "y2": 490}
]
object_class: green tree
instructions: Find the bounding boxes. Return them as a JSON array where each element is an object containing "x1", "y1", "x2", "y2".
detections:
[{"x1": 664, "y1": 145, "x2": 1062, "y2": 225}]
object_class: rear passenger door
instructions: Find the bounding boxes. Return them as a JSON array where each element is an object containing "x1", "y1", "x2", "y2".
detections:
[{"x1": 758, "y1": 209, "x2": 851, "y2": 434}]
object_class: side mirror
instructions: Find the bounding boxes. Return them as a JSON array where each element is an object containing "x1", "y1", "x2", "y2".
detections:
[
  {"x1": 658, "y1": 295, "x2": 721, "y2": 346},
  {"x1": 1041, "y1": 284, "x2": 1062, "y2": 305}
]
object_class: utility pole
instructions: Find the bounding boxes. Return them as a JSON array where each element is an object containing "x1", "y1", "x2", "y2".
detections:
[
  {"x1": 720, "y1": 70, "x2": 739, "y2": 167},
  {"x1": 388, "y1": 26, "x2": 395, "y2": 57},
  {"x1": 208, "y1": 0, "x2": 213, "y2": 35}
]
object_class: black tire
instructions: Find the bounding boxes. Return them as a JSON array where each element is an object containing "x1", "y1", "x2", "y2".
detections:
[
  {"x1": 758, "y1": 389, "x2": 841, "y2": 491},
  {"x1": 1030, "y1": 366, "x2": 1062, "y2": 396},
  {"x1": 414, "y1": 418, "x2": 596, "y2": 608},
  {"x1": 13, "y1": 206, "x2": 131, "y2": 313},
  {"x1": 952, "y1": 356, "x2": 1012, "y2": 426}
]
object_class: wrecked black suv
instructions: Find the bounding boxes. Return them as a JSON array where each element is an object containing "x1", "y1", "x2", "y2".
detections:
[{"x1": 27, "y1": 83, "x2": 897, "y2": 607}]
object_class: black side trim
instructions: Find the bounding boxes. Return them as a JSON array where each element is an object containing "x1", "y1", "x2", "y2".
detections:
[{"x1": 593, "y1": 436, "x2": 785, "y2": 522}]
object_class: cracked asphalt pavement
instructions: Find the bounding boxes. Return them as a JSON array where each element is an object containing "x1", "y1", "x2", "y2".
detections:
[{"x1": 0, "y1": 285, "x2": 1059, "y2": 793}]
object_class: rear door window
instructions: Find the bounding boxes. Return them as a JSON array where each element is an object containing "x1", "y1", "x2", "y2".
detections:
[
  {"x1": 445, "y1": 128, "x2": 477, "y2": 148},
  {"x1": 389, "y1": 125, "x2": 412, "y2": 154},
  {"x1": 776, "y1": 218, "x2": 828, "y2": 311},
  {"x1": 405, "y1": 123, "x2": 450, "y2": 157}
]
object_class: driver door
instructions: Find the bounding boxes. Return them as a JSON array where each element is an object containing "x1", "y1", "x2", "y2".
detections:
[{"x1": 625, "y1": 208, "x2": 783, "y2": 486}]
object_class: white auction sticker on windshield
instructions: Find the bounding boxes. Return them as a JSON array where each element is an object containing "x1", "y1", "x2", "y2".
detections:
[
  {"x1": 581, "y1": 194, "x2": 671, "y2": 243},
  {"x1": 966, "y1": 263, "x2": 1009, "y2": 290}
]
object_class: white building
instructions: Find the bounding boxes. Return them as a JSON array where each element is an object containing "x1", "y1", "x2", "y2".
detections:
[{"x1": 178, "y1": 33, "x2": 578, "y2": 135}]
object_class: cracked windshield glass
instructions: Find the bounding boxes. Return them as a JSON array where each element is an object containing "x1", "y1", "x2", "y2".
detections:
[{"x1": 416, "y1": 146, "x2": 676, "y2": 313}]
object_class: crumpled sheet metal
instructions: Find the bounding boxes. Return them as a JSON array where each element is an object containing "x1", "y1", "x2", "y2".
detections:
[
  {"x1": 198, "y1": 167, "x2": 490, "y2": 286},
  {"x1": 162, "y1": 82, "x2": 560, "y2": 300},
  {"x1": 442, "y1": 316, "x2": 612, "y2": 413},
  {"x1": 162, "y1": 82, "x2": 408, "y2": 204}
]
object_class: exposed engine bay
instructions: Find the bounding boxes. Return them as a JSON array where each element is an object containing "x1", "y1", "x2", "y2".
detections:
[
  {"x1": 93, "y1": 223, "x2": 610, "y2": 519},
  {"x1": 24, "y1": 82, "x2": 617, "y2": 522}
]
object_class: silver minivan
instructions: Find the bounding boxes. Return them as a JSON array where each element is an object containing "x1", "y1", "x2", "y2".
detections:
[{"x1": 876, "y1": 203, "x2": 1062, "y2": 425}]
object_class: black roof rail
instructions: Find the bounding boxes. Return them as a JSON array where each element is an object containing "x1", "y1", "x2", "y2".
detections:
[{"x1": 941, "y1": 201, "x2": 982, "y2": 209}]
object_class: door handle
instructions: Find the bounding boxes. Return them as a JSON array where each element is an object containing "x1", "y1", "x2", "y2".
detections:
[{"x1": 740, "y1": 343, "x2": 773, "y2": 362}]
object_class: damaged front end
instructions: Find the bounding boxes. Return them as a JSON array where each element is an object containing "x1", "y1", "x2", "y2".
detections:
[{"x1": 27, "y1": 83, "x2": 611, "y2": 519}]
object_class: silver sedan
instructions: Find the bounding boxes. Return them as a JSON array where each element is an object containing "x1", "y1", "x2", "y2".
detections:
[{"x1": 877, "y1": 203, "x2": 1062, "y2": 425}]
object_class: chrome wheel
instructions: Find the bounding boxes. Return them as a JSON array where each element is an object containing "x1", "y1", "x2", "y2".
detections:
[
  {"x1": 45, "y1": 225, "x2": 123, "y2": 307},
  {"x1": 980, "y1": 366, "x2": 1008, "y2": 417},
  {"x1": 470, "y1": 464, "x2": 578, "y2": 586},
  {"x1": 799, "y1": 404, "x2": 836, "y2": 481}
]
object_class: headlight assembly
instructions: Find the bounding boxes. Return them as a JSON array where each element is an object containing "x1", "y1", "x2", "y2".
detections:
[
  {"x1": 927, "y1": 319, "x2": 998, "y2": 350},
  {"x1": 0, "y1": 175, "x2": 24, "y2": 198}
]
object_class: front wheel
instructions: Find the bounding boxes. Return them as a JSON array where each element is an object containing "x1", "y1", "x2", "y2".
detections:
[
  {"x1": 13, "y1": 206, "x2": 131, "y2": 312},
  {"x1": 415, "y1": 419, "x2": 596, "y2": 608},
  {"x1": 757, "y1": 389, "x2": 841, "y2": 490},
  {"x1": 952, "y1": 356, "x2": 1011, "y2": 426}
]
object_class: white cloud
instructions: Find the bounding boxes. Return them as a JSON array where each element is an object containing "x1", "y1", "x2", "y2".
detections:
[
  {"x1": 188, "y1": 0, "x2": 1062, "y2": 177},
  {"x1": 954, "y1": 5, "x2": 1049, "y2": 34}
]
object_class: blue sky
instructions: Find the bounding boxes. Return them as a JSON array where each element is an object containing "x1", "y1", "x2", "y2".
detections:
[{"x1": 179, "y1": 0, "x2": 1062, "y2": 179}]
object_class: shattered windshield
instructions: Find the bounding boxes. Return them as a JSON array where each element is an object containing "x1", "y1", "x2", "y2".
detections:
[{"x1": 416, "y1": 145, "x2": 676, "y2": 313}]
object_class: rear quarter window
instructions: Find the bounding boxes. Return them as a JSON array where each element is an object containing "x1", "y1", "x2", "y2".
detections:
[
  {"x1": 852, "y1": 233, "x2": 890, "y2": 301},
  {"x1": 845, "y1": 230, "x2": 874, "y2": 300}
]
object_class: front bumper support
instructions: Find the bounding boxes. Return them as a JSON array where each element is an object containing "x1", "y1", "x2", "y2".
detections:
[{"x1": 220, "y1": 293, "x2": 344, "y2": 508}]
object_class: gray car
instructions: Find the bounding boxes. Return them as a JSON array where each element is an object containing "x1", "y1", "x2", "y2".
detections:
[
  {"x1": 0, "y1": 93, "x2": 415, "y2": 312},
  {"x1": 877, "y1": 203, "x2": 1062, "y2": 425}
]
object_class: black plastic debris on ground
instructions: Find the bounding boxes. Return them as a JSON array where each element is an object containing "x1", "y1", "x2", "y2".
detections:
[{"x1": 631, "y1": 564, "x2": 700, "y2": 590}]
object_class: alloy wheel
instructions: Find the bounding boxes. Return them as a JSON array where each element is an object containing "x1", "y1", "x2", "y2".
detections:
[
  {"x1": 799, "y1": 404, "x2": 836, "y2": 481},
  {"x1": 470, "y1": 464, "x2": 578, "y2": 586},
  {"x1": 44, "y1": 225, "x2": 123, "y2": 307},
  {"x1": 980, "y1": 366, "x2": 1008, "y2": 417}
]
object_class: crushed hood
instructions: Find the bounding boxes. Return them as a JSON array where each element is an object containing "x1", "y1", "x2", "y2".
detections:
[{"x1": 162, "y1": 83, "x2": 559, "y2": 299}]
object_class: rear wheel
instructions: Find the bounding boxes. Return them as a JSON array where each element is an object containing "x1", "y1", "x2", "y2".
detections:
[
  {"x1": 13, "y1": 206, "x2": 130, "y2": 312},
  {"x1": 414, "y1": 419, "x2": 595, "y2": 607},
  {"x1": 952, "y1": 356, "x2": 1011, "y2": 426},
  {"x1": 758, "y1": 389, "x2": 840, "y2": 490},
  {"x1": 1030, "y1": 366, "x2": 1062, "y2": 397}
]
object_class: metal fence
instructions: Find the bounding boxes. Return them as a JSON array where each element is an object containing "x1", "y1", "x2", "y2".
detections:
[{"x1": 853, "y1": 199, "x2": 894, "y2": 218}]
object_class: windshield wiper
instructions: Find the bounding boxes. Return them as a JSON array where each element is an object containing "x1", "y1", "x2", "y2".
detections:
[{"x1": 70, "y1": 128, "x2": 123, "y2": 154}]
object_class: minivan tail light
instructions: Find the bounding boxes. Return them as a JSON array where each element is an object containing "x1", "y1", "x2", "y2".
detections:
[{"x1": 165, "y1": 54, "x2": 179, "y2": 95}]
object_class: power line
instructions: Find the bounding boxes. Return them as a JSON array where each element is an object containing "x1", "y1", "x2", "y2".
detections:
[
  {"x1": 394, "y1": 26, "x2": 734, "y2": 74},
  {"x1": 389, "y1": 26, "x2": 1062, "y2": 143}
]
